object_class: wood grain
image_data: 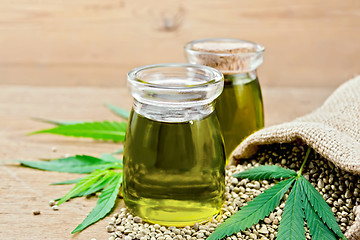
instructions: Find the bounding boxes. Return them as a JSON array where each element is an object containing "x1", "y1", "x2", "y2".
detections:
[
  {"x1": 0, "y1": 85, "x2": 334, "y2": 239},
  {"x1": 0, "y1": 0, "x2": 359, "y2": 87},
  {"x1": 0, "y1": 0, "x2": 355, "y2": 238}
]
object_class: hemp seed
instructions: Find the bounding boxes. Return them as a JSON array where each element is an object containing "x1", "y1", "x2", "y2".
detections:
[{"x1": 32, "y1": 209, "x2": 40, "y2": 215}]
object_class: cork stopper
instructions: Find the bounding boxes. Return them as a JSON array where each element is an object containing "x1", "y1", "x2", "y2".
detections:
[{"x1": 185, "y1": 39, "x2": 264, "y2": 74}]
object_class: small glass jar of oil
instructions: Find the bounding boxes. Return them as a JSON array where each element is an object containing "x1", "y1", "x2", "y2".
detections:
[
  {"x1": 124, "y1": 63, "x2": 225, "y2": 226},
  {"x1": 185, "y1": 38, "x2": 265, "y2": 160}
]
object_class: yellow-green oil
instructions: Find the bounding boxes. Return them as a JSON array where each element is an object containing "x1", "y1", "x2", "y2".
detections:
[
  {"x1": 123, "y1": 110, "x2": 225, "y2": 226},
  {"x1": 216, "y1": 73, "x2": 264, "y2": 159}
]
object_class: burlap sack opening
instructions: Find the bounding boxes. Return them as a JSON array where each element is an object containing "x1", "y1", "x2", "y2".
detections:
[{"x1": 230, "y1": 76, "x2": 360, "y2": 239}]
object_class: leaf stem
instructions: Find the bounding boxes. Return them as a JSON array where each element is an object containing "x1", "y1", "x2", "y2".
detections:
[{"x1": 298, "y1": 147, "x2": 311, "y2": 177}]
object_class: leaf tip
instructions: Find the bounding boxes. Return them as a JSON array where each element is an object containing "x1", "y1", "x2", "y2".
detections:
[
  {"x1": 71, "y1": 227, "x2": 81, "y2": 234},
  {"x1": 26, "y1": 131, "x2": 39, "y2": 136},
  {"x1": 27, "y1": 129, "x2": 51, "y2": 136}
]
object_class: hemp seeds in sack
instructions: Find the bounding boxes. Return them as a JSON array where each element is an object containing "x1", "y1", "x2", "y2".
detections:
[{"x1": 230, "y1": 76, "x2": 360, "y2": 239}]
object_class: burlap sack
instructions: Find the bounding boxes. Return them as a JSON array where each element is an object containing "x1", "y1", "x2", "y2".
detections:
[{"x1": 230, "y1": 76, "x2": 360, "y2": 239}]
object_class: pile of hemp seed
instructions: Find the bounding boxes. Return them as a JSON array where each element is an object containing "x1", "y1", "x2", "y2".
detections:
[{"x1": 107, "y1": 142, "x2": 360, "y2": 240}]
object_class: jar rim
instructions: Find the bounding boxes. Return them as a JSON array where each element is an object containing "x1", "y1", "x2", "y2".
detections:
[
  {"x1": 184, "y1": 38, "x2": 265, "y2": 57},
  {"x1": 127, "y1": 63, "x2": 223, "y2": 89}
]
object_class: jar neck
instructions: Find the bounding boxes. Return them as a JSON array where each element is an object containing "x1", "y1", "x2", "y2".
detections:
[
  {"x1": 223, "y1": 70, "x2": 258, "y2": 84},
  {"x1": 133, "y1": 99, "x2": 215, "y2": 123},
  {"x1": 185, "y1": 38, "x2": 264, "y2": 74}
]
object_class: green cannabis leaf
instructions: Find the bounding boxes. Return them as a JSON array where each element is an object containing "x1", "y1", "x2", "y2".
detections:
[
  {"x1": 105, "y1": 103, "x2": 130, "y2": 120},
  {"x1": 100, "y1": 153, "x2": 123, "y2": 164},
  {"x1": 19, "y1": 104, "x2": 130, "y2": 233},
  {"x1": 19, "y1": 155, "x2": 122, "y2": 173},
  {"x1": 232, "y1": 165, "x2": 297, "y2": 180},
  {"x1": 113, "y1": 147, "x2": 124, "y2": 155},
  {"x1": 207, "y1": 177, "x2": 295, "y2": 240},
  {"x1": 51, "y1": 177, "x2": 83, "y2": 185},
  {"x1": 300, "y1": 175, "x2": 346, "y2": 240},
  {"x1": 208, "y1": 148, "x2": 347, "y2": 240},
  {"x1": 57, "y1": 170, "x2": 111, "y2": 204},
  {"x1": 28, "y1": 121, "x2": 127, "y2": 142},
  {"x1": 53, "y1": 170, "x2": 119, "y2": 202},
  {"x1": 72, "y1": 172, "x2": 122, "y2": 233},
  {"x1": 77, "y1": 172, "x2": 119, "y2": 198},
  {"x1": 20, "y1": 153, "x2": 123, "y2": 233},
  {"x1": 32, "y1": 117, "x2": 84, "y2": 126},
  {"x1": 301, "y1": 177, "x2": 337, "y2": 240},
  {"x1": 276, "y1": 180, "x2": 305, "y2": 240}
]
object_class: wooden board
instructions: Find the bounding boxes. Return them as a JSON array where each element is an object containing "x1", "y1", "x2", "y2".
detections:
[
  {"x1": 0, "y1": 85, "x2": 334, "y2": 239},
  {"x1": 0, "y1": 0, "x2": 359, "y2": 87}
]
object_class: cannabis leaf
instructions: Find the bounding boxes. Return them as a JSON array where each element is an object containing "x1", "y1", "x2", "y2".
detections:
[
  {"x1": 72, "y1": 172, "x2": 122, "y2": 233},
  {"x1": 207, "y1": 177, "x2": 295, "y2": 240},
  {"x1": 301, "y1": 177, "x2": 337, "y2": 240},
  {"x1": 100, "y1": 153, "x2": 123, "y2": 164},
  {"x1": 53, "y1": 170, "x2": 118, "y2": 202},
  {"x1": 232, "y1": 165, "x2": 297, "y2": 180},
  {"x1": 57, "y1": 170, "x2": 110, "y2": 204},
  {"x1": 300, "y1": 176, "x2": 346, "y2": 240},
  {"x1": 19, "y1": 155, "x2": 122, "y2": 173},
  {"x1": 77, "y1": 173, "x2": 118, "y2": 197},
  {"x1": 28, "y1": 121, "x2": 127, "y2": 142},
  {"x1": 105, "y1": 103, "x2": 130, "y2": 120},
  {"x1": 113, "y1": 147, "x2": 124, "y2": 155},
  {"x1": 208, "y1": 148, "x2": 347, "y2": 240},
  {"x1": 20, "y1": 153, "x2": 123, "y2": 233},
  {"x1": 51, "y1": 177, "x2": 83, "y2": 185},
  {"x1": 32, "y1": 117, "x2": 84, "y2": 126},
  {"x1": 276, "y1": 180, "x2": 305, "y2": 240},
  {"x1": 20, "y1": 104, "x2": 130, "y2": 234}
]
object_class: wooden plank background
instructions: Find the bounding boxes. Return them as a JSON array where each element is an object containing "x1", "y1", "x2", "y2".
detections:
[{"x1": 0, "y1": 0, "x2": 359, "y2": 87}]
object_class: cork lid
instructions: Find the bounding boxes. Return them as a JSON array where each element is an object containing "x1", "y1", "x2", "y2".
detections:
[{"x1": 185, "y1": 38, "x2": 264, "y2": 74}]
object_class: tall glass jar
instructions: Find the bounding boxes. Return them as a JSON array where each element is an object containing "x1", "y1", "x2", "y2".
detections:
[
  {"x1": 185, "y1": 38, "x2": 265, "y2": 160},
  {"x1": 123, "y1": 63, "x2": 225, "y2": 226}
]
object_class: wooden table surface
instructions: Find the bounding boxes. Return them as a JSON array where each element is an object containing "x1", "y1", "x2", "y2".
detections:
[{"x1": 0, "y1": 84, "x2": 335, "y2": 240}]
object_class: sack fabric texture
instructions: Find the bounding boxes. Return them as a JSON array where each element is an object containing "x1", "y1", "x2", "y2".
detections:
[{"x1": 229, "y1": 76, "x2": 360, "y2": 239}]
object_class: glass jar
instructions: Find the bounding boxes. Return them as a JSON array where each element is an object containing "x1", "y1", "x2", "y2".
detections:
[
  {"x1": 123, "y1": 63, "x2": 225, "y2": 226},
  {"x1": 185, "y1": 38, "x2": 265, "y2": 160}
]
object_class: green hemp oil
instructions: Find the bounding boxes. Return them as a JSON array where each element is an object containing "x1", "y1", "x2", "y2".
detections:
[
  {"x1": 123, "y1": 110, "x2": 225, "y2": 226},
  {"x1": 216, "y1": 73, "x2": 264, "y2": 158}
]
